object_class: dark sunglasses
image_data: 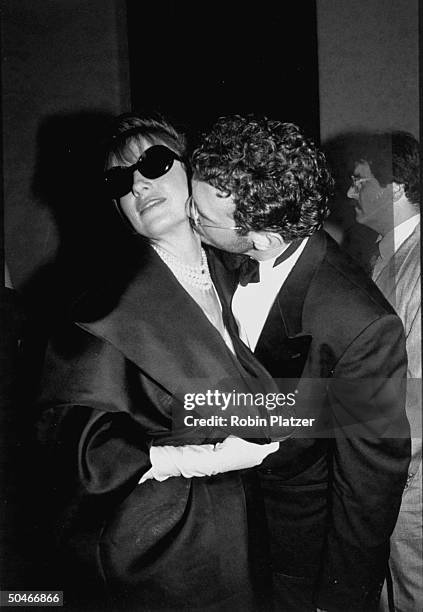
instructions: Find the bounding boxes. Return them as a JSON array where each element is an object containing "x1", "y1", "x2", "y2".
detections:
[{"x1": 104, "y1": 145, "x2": 181, "y2": 199}]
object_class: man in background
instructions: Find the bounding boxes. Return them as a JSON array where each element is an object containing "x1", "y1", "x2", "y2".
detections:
[
  {"x1": 347, "y1": 131, "x2": 421, "y2": 612},
  {"x1": 190, "y1": 115, "x2": 411, "y2": 612}
]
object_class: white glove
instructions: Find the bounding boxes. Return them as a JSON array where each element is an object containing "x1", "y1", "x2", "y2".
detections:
[
  {"x1": 213, "y1": 436, "x2": 279, "y2": 471},
  {"x1": 139, "y1": 443, "x2": 217, "y2": 483},
  {"x1": 139, "y1": 436, "x2": 279, "y2": 483}
]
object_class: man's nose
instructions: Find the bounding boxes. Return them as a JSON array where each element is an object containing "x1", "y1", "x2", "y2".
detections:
[
  {"x1": 347, "y1": 185, "x2": 358, "y2": 200},
  {"x1": 132, "y1": 170, "x2": 152, "y2": 196}
]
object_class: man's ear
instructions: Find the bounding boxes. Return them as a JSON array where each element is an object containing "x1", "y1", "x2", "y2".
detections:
[
  {"x1": 392, "y1": 182, "x2": 405, "y2": 203},
  {"x1": 248, "y1": 231, "x2": 286, "y2": 251}
]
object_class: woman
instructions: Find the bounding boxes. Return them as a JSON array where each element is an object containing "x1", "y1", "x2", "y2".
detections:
[{"x1": 37, "y1": 113, "x2": 281, "y2": 611}]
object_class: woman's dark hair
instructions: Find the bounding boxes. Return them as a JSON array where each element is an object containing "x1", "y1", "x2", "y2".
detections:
[
  {"x1": 191, "y1": 115, "x2": 333, "y2": 241},
  {"x1": 102, "y1": 112, "x2": 189, "y2": 236},
  {"x1": 105, "y1": 112, "x2": 188, "y2": 169}
]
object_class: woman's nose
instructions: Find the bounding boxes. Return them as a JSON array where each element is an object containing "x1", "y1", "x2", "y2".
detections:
[{"x1": 131, "y1": 170, "x2": 152, "y2": 196}]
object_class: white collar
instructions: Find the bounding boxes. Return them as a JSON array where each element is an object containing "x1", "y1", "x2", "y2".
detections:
[
  {"x1": 257, "y1": 240, "x2": 308, "y2": 272},
  {"x1": 378, "y1": 214, "x2": 420, "y2": 260}
]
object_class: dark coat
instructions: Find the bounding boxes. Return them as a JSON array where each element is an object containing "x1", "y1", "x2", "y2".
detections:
[
  {"x1": 37, "y1": 243, "x2": 279, "y2": 611},
  {"x1": 208, "y1": 230, "x2": 411, "y2": 612}
]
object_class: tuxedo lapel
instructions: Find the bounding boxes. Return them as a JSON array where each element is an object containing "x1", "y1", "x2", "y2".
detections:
[
  {"x1": 254, "y1": 298, "x2": 312, "y2": 381},
  {"x1": 255, "y1": 231, "x2": 328, "y2": 380}
]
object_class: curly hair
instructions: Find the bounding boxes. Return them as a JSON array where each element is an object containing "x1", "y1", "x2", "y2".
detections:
[
  {"x1": 354, "y1": 131, "x2": 420, "y2": 208},
  {"x1": 191, "y1": 116, "x2": 333, "y2": 241},
  {"x1": 105, "y1": 112, "x2": 188, "y2": 170}
]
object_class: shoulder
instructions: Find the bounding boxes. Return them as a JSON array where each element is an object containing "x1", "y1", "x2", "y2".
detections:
[
  {"x1": 43, "y1": 317, "x2": 125, "y2": 377},
  {"x1": 309, "y1": 232, "x2": 395, "y2": 314},
  {"x1": 304, "y1": 231, "x2": 401, "y2": 343}
]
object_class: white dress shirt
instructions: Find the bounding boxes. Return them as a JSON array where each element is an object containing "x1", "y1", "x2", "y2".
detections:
[
  {"x1": 232, "y1": 239, "x2": 308, "y2": 351},
  {"x1": 372, "y1": 214, "x2": 420, "y2": 281}
]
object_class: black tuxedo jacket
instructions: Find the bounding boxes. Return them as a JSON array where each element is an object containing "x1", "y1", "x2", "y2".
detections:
[
  {"x1": 36, "y1": 242, "x2": 280, "y2": 611},
  {"x1": 208, "y1": 230, "x2": 411, "y2": 611}
]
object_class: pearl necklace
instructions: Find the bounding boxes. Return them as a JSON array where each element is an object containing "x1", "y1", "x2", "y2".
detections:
[{"x1": 152, "y1": 244, "x2": 213, "y2": 291}]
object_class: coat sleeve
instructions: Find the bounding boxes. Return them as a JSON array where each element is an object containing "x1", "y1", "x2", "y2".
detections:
[
  {"x1": 37, "y1": 323, "x2": 153, "y2": 510},
  {"x1": 315, "y1": 314, "x2": 411, "y2": 611}
]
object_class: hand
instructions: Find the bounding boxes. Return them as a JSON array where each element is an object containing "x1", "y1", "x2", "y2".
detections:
[
  {"x1": 139, "y1": 443, "x2": 216, "y2": 483},
  {"x1": 213, "y1": 436, "x2": 280, "y2": 472},
  {"x1": 138, "y1": 436, "x2": 279, "y2": 483}
]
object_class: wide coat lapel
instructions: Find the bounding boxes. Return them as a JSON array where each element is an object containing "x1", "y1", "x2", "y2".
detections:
[
  {"x1": 205, "y1": 246, "x2": 239, "y2": 310},
  {"x1": 74, "y1": 245, "x2": 254, "y2": 400}
]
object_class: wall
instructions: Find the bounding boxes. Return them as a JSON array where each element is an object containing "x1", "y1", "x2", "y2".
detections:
[
  {"x1": 126, "y1": 0, "x2": 320, "y2": 141},
  {"x1": 317, "y1": 0, "x2": 419, "y2": 142},
  {"x1": 1, "y1": 0, "x2": 130, "y2": 290},
  {"x1": 316, "y1": 0, "x2": 419, "y2": 260}
]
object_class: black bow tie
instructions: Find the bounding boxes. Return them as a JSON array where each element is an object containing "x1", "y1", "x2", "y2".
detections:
[
  {"x1": 238, "y1": 257, "x2": 260, "y2": 286},
  {"x1": 223, "y1": 239, "x2": 304, "y2": 286}
]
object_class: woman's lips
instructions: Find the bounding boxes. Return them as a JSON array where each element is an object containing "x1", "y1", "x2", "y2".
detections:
[{"x1": 138, "y1": 197, "x2": 166, "y2": 213}]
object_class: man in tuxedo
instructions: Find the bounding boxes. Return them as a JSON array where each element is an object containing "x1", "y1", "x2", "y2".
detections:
[
  {"x1": 347, "y1": 131, "x2": 421, "y2": 612},
  {"x1": 189, "y1": 116, "x2": 411, "y2": 612}
]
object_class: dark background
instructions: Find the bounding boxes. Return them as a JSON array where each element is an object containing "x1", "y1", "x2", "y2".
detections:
[{"x1": 126, "y1": 0, "x2": 320, "y2": 142}]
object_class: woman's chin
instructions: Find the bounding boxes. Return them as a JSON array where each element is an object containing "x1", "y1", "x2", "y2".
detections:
[{"x1": 133, "y1": 216, "x2": 193, "y2": 242}]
